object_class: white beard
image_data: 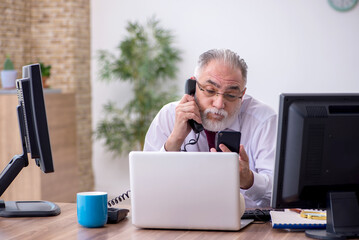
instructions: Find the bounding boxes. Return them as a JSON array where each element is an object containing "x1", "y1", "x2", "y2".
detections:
[{"x1": 201, "y1": 107, "x2": 238, "y2": 132}]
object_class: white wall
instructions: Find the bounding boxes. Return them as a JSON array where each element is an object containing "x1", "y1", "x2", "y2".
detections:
[{"x1": 91, "y1": 0, "x2": 359, "y2": 199}]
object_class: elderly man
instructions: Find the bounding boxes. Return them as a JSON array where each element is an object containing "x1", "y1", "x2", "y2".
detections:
[{"x1": 144, "y1": 49, "x2": 277, "y2": 208}]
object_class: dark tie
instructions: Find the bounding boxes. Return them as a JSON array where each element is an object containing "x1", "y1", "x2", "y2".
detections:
[{"x1": 204, "y1": 130, "x2": 217, "y2": 151}]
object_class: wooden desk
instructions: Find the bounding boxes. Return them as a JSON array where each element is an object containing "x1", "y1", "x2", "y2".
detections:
[{"x1": 0, "y1": 203, "x2": 309, "y2": 239}]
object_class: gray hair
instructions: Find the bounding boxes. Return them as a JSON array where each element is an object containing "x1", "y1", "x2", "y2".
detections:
[{"x1": 194, "y1": 49, "x2": 248, "y2": 85}]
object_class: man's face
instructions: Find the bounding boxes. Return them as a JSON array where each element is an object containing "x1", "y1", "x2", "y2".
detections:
[{"x1": 195, "y1": 60, "x2": 246, "y2": 132}]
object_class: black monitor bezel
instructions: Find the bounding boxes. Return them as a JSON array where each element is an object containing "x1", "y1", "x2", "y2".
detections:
[
  {"x1": 21, "y1": 64, "x2": 54, "y2": 173},
  {"x1": 272, "y1": 93, "x2": 359, "y2": 209}
]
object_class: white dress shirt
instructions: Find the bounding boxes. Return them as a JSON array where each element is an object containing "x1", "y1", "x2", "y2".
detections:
[{"x1": 143, "y1": 94, "x2": 277, "y2": 208}]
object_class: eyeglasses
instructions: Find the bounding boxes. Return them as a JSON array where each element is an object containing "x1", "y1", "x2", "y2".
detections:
[{"x1": 196, "y1": 81, "x2": 245, "y2": 102}]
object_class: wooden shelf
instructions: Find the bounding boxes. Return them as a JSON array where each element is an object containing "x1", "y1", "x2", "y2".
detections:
[{"x1": 0, "y1": 92, "x2": 78, "y2": 202}]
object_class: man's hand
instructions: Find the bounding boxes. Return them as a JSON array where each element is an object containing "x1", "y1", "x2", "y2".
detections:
[
  {"x1": 211, "y1": 144, "x2": 254, "y2": 189},
  {"x1": 165, "y1": 94, "x2": 202, "y2": 151}
]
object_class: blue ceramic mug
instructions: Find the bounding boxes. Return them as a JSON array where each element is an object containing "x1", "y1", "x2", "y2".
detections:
[{"x1": 77, "y1": 192, "x2": 108, "y2": 228}]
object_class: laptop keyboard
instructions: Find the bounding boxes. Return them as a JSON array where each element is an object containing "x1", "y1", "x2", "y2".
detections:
[{"x1": 241, "y1": 209, "x2": 271, "y2": 221}]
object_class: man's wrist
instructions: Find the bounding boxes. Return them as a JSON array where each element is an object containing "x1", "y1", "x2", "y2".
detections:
[
  {"x1": 241, "y1": 170, "x2": 254, "y2": 190},
  {"x1": 165, "y1": 134, "x2": 184, "y2": 151}
]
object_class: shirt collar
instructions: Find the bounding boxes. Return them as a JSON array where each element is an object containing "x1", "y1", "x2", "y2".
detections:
[{"x1": 223, "y1": 116, "x2": 241, "y2": 132}]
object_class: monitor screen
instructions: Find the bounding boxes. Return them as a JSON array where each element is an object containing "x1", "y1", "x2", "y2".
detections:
[
  {"x1": 271, "y1": 93, "x2": 359, "y2": 238},
  {"x1": 0, "y1": 63, "x2": 60, "y2": 217},
  {"x1": 20, "y1": 64, "x2": 54, "y2": 173}
]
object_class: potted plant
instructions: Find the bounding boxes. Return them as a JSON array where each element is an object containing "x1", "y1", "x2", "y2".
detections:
[
  {"x1": 39, "y1": 62, "x2": 51, "y2": 88},
  {"x1": 95, "y1": 17, "x2": 181, "y2": 155},
  {"x1": 1, "y1": 56, "x2": 17, "y2": 89}
]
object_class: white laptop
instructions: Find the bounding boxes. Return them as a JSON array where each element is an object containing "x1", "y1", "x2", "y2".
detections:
[{"x1": 129, "y1": 151, "x2": 252, "y2": 231}]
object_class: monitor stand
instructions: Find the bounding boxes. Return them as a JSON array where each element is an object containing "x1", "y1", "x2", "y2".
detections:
[
  {"x1": 0, "y1": 200, "x2": 61, "y2": 217},
  {"x1": 0, "y1": 154, "x2": 61, "y2": 218},
  {"x1": 305, "y1": 192, "x2": 359, "y2": 240}
]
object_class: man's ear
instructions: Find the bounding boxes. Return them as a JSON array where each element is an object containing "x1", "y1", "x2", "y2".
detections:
[{"x1": 242, "y1": 87, "x2": 247, "y2": 97}]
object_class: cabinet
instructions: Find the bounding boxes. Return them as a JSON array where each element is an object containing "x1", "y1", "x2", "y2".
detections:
[{"x1": 0, "y1": 91, "x2": 78, "y2": 202}]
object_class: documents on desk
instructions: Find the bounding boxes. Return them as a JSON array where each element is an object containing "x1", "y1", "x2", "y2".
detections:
[{"x1": 270, "y1": 209, "x2": 326, "y2": 229}]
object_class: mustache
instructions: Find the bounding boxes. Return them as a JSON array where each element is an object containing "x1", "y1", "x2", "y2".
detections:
[{"x1": 203, "y1": 108, "x2": 228, "y2": 118}]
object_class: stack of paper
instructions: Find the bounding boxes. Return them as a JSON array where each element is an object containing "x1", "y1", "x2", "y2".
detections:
[{"x1": 270, "y1": 209, "x2": 326, "y2": 229}]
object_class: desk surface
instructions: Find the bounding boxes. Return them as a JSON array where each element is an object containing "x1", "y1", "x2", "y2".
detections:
[{"x1": 0, "y1": 203, "x2": 309, "y2": 240}]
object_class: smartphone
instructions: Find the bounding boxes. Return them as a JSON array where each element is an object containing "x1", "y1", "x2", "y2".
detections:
[
  {"x1": 216, "y1": 131, "x2": 241, "y2": 153},
  {"x1": 185, "y1": 79, "x2": 204, "y2": 133}
]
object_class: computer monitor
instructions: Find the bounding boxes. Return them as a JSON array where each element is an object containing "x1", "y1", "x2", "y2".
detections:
[
  {"x1": 272, "y1": 93, "x2": 359, "y2": 239},
  {"x1": 0, "y1": 63, "x2": 61, "y2": 217}
]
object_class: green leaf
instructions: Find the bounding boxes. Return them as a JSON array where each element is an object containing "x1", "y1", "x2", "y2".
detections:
[
  {"x1": 4, "y1": 57, "x2": 14, "y2": 70},
  {"x1": 95, "y1": 16, "x2": 181, "y2": 157}
]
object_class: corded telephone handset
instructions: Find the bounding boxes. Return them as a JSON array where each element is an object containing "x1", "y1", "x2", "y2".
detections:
[{"x1": 185, "y1": 79, "x2": 204, "y2": 133}]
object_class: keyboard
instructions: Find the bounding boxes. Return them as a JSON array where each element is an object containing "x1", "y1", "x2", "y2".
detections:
[{"x1": 241, "y1": 209, "x2": 272, "y2": 221}]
